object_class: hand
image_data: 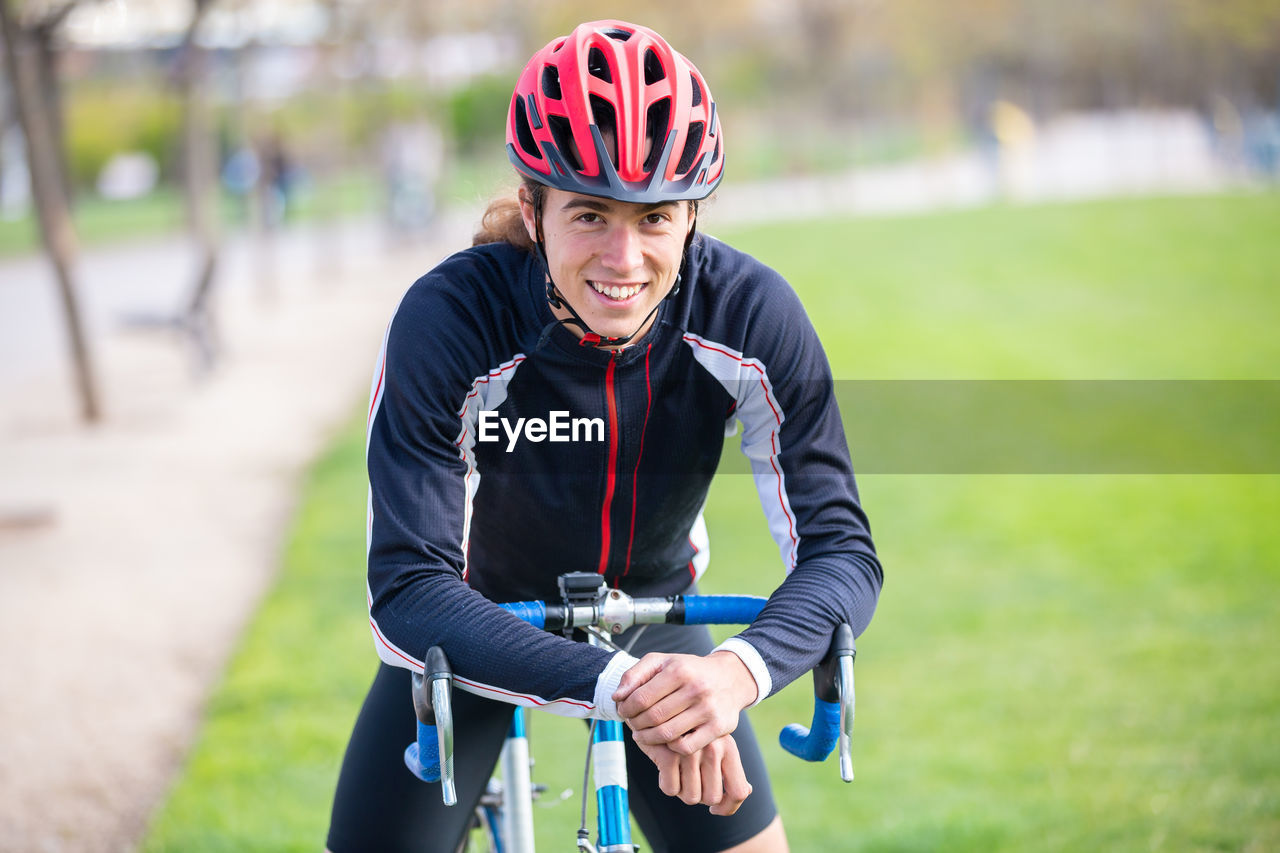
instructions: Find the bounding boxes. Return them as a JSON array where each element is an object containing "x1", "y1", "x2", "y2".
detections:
[
  {"x1": 632, "y1": 733, "x2": 753, "y2": 816},
  {"x1": 613, "y1": 651, "x2": 758, "y2": 755}
]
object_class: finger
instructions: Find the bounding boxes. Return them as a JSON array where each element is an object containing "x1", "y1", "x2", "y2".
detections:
[
  {"x1": 700, "y1": 745, "x2": 723, "y2": 808},
  {"x1": 669, "y1": 719, "x2": 721, "y2": 756},
  {"x1": 612, "y1": 653, "x2": 667, "y2": 703},
  {"x1": 626, "y1": 680, "x2": 714, "y2": 736},
  {"x1": 627, "y1": 699, "x2": 707, "y2": 746},
  {"x1": 678, "y1": 753, "x2": 702, "y2": 806},
  {"x1": 618, "y1": 676, "x2": 694, "y2": 726},
  {"x1": 630, "y1": 701, "x2": 719, "y2": 754},
  {"x1": 710, "y1": 740, "x2": 752, "y2": 817},
  {"x1": 616, "y1": 653, "x2": 697, "y2": 714},
  {"x1": 629, "y1": 681, "x2": 739, "y2": 742},
  {"x1": 616, "y1": 666, "x2": 691, "y2": 722},
  {"x1": 656, "y1": 754, "x2": 681, "y2": 799},
  {"x1": 634, "y1": 742, "x2": 686, "y2": 799},
  {"x1": 639, "y1": 742, "x2": 682, "y2": 798}
]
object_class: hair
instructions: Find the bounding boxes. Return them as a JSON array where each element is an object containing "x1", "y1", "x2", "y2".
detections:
[
  {"x1": 473, "y1": 179, "x2": 542, "y2": 250},
  {"x1": 471, "y1": 177, "x2": 704, "y2": 251}
]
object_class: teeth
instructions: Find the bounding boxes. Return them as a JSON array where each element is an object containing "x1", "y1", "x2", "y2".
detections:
[{"x1": 592, "y1": 281, "x2": 642, "y2": 300}]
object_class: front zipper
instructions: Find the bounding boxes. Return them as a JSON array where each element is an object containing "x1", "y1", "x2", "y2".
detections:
[{"x1": 597, "y1": 352, "x2": 620, "y2": 575}]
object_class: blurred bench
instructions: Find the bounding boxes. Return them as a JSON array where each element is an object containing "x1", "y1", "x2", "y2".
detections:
[{"x1": 119, "y1": 252, "x2": 218, "y2": 376}]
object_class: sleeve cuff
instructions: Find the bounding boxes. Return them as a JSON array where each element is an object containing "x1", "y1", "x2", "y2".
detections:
[
  {"x1": 712, "y1": 636, "x2": 772, "y2": 707},
  {"x1": 592, "y1": 650, "x2": 641, "y2": 720}
]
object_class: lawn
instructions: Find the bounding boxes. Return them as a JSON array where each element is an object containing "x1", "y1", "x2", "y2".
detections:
[
  {"x1": 142, "y1": 192, "x2": 1280, "y2": 851},
  {"x1": 0, "y1": 157, "x2": 511, "y2": 258}
]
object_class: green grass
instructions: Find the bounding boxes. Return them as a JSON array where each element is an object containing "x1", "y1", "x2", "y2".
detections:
[
  {"x1": 0, "y1": 188, "x2": 182, "y2": 256},
  {"x1": 0, "y1": 172, "x2": 383, "y2": 258},
  {"x1": 727, "y1": 191, "x2": 1280, "y2": 379},
  {"x1": 141, "y1": 419, "x2": 374, "y2": 852},
  {"x1": 0, "y1": 152, "x2": 517, "y2": 258},
  {"x1": 142, "y1": 192, "x2": 1280, "y2": 851}
]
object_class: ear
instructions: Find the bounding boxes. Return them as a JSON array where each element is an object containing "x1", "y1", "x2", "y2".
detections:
[
  {"x1": 517, "y1": 185, "x2": 539, "y2": 243},
  {"x1": 686, "y1": 202, "x2": 698, "y2": 237}
]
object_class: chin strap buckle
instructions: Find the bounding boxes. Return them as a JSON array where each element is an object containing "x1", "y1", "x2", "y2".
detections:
[{"x1": 579, "y1": 332, "x2": 623, "y2": 347}]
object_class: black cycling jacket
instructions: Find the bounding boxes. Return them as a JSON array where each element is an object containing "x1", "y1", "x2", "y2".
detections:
[{"x1": 365, "y1": 235, "x2": 881, "y2": 718}]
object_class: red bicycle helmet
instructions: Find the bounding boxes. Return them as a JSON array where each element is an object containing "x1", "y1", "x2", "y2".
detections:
[{"x1": 507, "y1": 20, "x2": 724, "y2": 203}]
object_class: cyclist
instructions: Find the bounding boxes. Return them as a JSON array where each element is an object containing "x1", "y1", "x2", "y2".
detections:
[{"x1": 327, "y1": 19, "x2": 882, "y2": 853}]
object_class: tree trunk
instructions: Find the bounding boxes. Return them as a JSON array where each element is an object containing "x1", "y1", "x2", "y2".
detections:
[
  {"x1": 0, "y1": 0, "x2": 100, "y2": 422},
  {"x1": 32, "y1": 17, "x2": 72, "y2": 207},
  {"x1": 176, "y1": 0, "x2": 221, "y2": 373}
]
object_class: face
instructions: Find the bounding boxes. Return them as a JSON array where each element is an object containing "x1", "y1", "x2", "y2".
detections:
[{"x1": 521, "y1": 187, "x2": 694, "y2": 348}]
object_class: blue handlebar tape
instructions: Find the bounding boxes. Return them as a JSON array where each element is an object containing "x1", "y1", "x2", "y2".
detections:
[
  {"x1": 404, "y1": 720, "x2": 441, "y2": 782},
  {"x1": 779, "y1": 698, "x2": 841, "y2": 762},
  {"x1": 498, "y1": 600, "x2": 546, "y2": 628},
  {"x1": 682, "y1": 595, "x2": 766, "y2": 625}
]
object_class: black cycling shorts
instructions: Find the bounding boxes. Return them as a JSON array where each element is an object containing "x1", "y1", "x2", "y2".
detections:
[{"x1": 326, "y1": 621, "x2": 779, "y2": 853}]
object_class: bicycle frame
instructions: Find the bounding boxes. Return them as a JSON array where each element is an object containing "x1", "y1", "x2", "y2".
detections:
[
  {"x1": 500, "y1": 708, "x2": 535, "y2": 851},
  {"x1": 404, "y1": 573, "x2": 856, "y2": 852}
]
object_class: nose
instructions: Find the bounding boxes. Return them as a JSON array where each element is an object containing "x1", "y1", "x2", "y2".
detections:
[{"x1": 599, "y1": 223, "x2": 644, "y2": 275}]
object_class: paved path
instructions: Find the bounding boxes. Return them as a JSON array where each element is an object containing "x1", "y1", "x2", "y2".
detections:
[{"x1": 0, "y1": 213, "x2": 472, "y2": 852}]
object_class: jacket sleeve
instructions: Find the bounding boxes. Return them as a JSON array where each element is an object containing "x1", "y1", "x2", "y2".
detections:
[
  {"x1": 364, "y1": 270, "x2": 633, "y2": 719},
  {"x1": 714, "y1": 267, "x2": 883, "y2": 702}
]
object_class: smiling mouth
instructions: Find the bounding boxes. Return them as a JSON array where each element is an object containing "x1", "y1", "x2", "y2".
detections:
[{"x1": 590, "y1": 281, "x2": 646, "y2": 302}]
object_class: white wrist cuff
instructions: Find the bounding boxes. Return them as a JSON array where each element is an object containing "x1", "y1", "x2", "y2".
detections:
[
  {"x1": 592, "y1": 651, "x2": 641, "y2": 720},
  {"x1": 712, "y1": 637, "x2": 771, "y2": 707}
]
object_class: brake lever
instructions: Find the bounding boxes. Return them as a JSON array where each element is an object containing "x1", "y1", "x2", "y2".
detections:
[
  {"x1": 837, "y1": 643, "x2": 855, "y2": 782},
  {"x1": 410, "y1": 646, "x2": 457, "y2": 805}
]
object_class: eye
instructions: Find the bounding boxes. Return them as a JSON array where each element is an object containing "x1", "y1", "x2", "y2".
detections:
[
  {"x1": 575, "y1": 211, "x2": 603, "y2": 224},
  {"x1": 643, "y1": 211, "x2": 671, "y2": 225}
]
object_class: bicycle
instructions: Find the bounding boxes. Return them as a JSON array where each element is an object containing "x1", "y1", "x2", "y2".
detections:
[{"x1": 404, "y1": 573, "x2": 856, "y2": 852}]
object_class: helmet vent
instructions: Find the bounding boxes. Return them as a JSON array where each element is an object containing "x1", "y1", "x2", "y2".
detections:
[
  {"x1": 643, "y1": 98, "x2": 672, "y2": 174},
  {"x1": 676, "y1": 121, "x2": 705, "y2": 176},
  {"x1": 601, "y1": 27, "x2": 633, "y2": 41},
  {"x1": 541, "y1": 66, "x2": 561, "y2": 100},
  {"x1": 587, "y1": 47, "x2": 612, "y2": 83},
  {"x1": 690, "y1": 74, "x2": 703, "y2": 106},
  {"x1": 589, "y1": 95, "x2": 619, "y2": 167},
  {"x1": 644, "y1": 49, "x2": 665, "y2": 85},
  {"x1": 552, "y1": 38, "x2": 566, "y2": 53},
  {"x1": 514, "y1": 95, "x2": 540, "y2": 158},
  {"x1": 548, "y1": 114, "x2": 583, "y2": 172}
]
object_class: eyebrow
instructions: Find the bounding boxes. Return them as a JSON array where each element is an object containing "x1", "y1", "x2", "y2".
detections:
[{"x1": 560, "y1": 197, "x2": 679, "y2": 214}]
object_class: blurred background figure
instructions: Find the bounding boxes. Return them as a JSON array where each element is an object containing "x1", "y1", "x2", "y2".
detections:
[
  {"x1": 257, "y1": 130, "x2": 299, "y2": 227},
  {"x1": 989, "y1": 99, "x2": 1037, "y2": 200},
  {"x1": 380, "y1": 118, "x2": 443, "y2": 243},
  {"x1": 220, "y1": 141, "x2": 261, "y2": 216}
]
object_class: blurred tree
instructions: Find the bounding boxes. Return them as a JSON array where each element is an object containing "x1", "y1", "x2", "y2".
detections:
[
  {"x1": 445, "y1": 73, "x2": 509, "y2": 156},
  {"x1": 0, "y1": 0, "x2": 99, "y2": 422},
  {"x1": 172, "y1": 0, "x2": 220, "y2": 372},
  {"x1": 24, "y1": 0, "x2": 74, "y2": 203},
  {"x1": 1174, "y1": 0, "x2": 1280, "y2": 108}
]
